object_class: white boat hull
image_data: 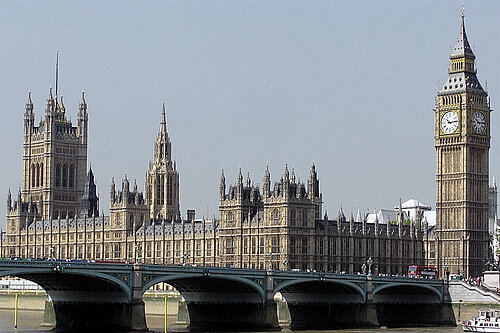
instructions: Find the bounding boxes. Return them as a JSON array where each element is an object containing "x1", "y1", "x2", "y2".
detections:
[{"x1": 462, "y1": 322, "x2": 500, "y2": 332}]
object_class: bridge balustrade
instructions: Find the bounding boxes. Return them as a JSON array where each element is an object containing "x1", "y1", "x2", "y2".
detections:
[{"x1": 0, "y1": 260, "x2": 456, "y2": 331}]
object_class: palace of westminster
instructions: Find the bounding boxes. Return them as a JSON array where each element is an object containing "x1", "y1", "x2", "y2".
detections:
[{"x1": 0, "y1": 14, "x2": 494, "y2": 278}]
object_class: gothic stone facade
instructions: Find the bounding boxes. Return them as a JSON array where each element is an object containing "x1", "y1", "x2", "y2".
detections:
[
  {"x1": 1, "y1": 90, "x2": 424, "y2": 274},
  {"x1": 219, "y1": 166, "x2": 424, "y2": 274}
]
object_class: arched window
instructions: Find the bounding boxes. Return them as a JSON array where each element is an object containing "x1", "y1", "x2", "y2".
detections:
[
  {"x1": 272, "y1": 209, "x2": 280, "y2": 224},
  {"x1": 227, "y1": 212, "x2": 234, "y2": 225},
  {"x1": 129, "y1": 214, "x2": 134, "y2": 228},
  {"x1": 302, "y1": 210, "x2": 308, "y2": 227},
  {"x1": 291, "y1": 209, "x2": 296, "y2": 226},
  {"x1": 62, "y1": 164, "x2": 68, "y2": 187},
  {"x1": 32, "y1": 163, "x2": 36, "y2": 187},
  {"x1": 36, "y1": 163, "x2": 40, "y2": 187},
  {"x1": 40, "y1": 163, "x2": 43, "y2": 186},
  {"x1": 69, "y1": 165, "x2": 75, "y2": 188},
  {"x1": 55, "y1": 164, "x2": 61, "y2": 187}
]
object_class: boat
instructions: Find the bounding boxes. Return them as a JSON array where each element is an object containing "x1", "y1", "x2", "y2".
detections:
[{"x1": 462, "y1": 309, "x2": 500, "y2": 332}]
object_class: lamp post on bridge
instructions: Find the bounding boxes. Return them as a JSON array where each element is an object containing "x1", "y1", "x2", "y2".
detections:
[
  {"x1": 367, "y1": 257, "x2": 373, "y2": 276},
  {"x1": 282, "y1": 259, "x2": 288, "y2": 271},
  {"x1": 135, "y1": 244, "x2": 140, "y2": 264},
  {"x1": 182, "y1": 252, "x2": 190, "y2": 266},
  {"x1": 266, "y1": 252, "x2": 274, "y2": 271}
]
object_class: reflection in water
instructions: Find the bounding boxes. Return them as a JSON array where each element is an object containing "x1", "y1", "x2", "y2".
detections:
[{"x1": 0, "y1": 307, "x2": 475, "y2": 333}]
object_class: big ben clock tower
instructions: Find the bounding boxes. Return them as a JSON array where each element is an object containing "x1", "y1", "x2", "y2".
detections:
[{"x1": 435, "y1": 13, "x2": 491, "y2": 278}]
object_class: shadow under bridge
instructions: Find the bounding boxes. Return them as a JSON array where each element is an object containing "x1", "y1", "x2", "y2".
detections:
[
  {"x1": 0, "y1": 262, "x2": 146, "y2": 331},
  {"x1": 373, "y1": 281, "x2": 454, "y2": 327},
  {"x1": 141, "y1": 267, "x2": 278, "y2": 331},
  {"x1": 274, "y1": 276, "x2": 369, "y2": 329}
]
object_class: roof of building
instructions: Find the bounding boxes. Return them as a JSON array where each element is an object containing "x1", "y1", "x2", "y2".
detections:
[{"x1": 395, "y1": 199, "x2": 431, "y2": 210}]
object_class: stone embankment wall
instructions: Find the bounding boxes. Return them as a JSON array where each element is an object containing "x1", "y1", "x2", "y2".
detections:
[
  {"x1": 449, "y1": 281, "x2": 500, "y2": 303},
  {"x1": 0, "y1": 292, "x2": 48, "y2": 311},
  {"x1": 0, "y1": 291, "x2": 181, "y2": 316}
]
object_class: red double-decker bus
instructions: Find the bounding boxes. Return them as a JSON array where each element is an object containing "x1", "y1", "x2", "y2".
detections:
[{"x1": 408, "y1": 265, "x2": 439, "y2": 279}]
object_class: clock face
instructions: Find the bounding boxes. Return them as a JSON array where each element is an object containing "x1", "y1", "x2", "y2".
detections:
[
  {"x1": 441, "y1": 111, "x2": 459, "y2": 134},
  {"x1": 472, "y1": 111, "x2": 486, "y2": 134}
]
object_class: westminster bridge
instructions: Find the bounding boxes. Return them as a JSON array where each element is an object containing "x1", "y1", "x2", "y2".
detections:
[{"x1": 0, "y1": 260, "x2": 455, "y2": 331}]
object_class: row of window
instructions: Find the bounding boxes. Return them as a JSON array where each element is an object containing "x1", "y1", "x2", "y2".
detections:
[
  {"x1": 155, "y1": 175, "x2": 174, "y2": 206},
  {"x1": 226, "y1": 208, "x2": 309, "y2": 226},
  {"x1": 55, "y1": 164, "x2": 76, "y2": 188},
  {"x1": 31, "y1": 163, "x2": 44, "y2": 188}
]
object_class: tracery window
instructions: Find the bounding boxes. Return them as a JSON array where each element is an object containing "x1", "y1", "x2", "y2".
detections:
[
  {"x1": 56, "y1": 164, "x2": 61, "y2": 187},
  {"x1": 227, "y1": 212, "x2": 234, "y2": 225},
  {"x1": 69, "y1": 165, "x2": 75, "y2": 188},
  {"x1": 272, "y1": 209, "x2": 280, "y2": 225},
  {"x1": 62, "y1": 164, "x2": 68, "y2": 187}
]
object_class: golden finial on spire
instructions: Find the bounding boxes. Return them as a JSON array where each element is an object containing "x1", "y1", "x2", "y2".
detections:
[{"x1": 461, "y1": 0, "x2": 465, "y2": 18}]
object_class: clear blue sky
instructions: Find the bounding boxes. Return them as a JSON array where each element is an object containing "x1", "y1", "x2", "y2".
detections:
[{"x1": 0, "y1": 1, "x2": 499, "y2": 229}]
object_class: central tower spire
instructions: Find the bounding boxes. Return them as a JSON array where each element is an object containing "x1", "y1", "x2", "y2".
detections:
[{"x1": 145, "y1": 102, "x2": 179, "y2": 221}]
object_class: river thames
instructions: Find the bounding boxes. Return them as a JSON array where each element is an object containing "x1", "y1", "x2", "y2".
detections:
[{"x1": 0, "y1": 307, "x2": 476, "y2": 333}]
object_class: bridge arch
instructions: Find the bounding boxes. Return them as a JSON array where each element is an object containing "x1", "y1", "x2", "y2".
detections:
[
  {"x1": 142, "y1": 273, "x2": 266, "y2": 304},
  {"x1": 141, "y1": 271, "x2": 272, "y2": 330},
  {"x1": 0, "y1": 264, "x2": 145, "y2": 331},
  {"x1": 373, "y1": 282, "x2": 443, "y2": 304},
  {"x1": 0, "y1": 267, "x2": 132, "y2": 302},
  {"x1": 274, "y1": 278, "x2": 366, "y2": 303}
]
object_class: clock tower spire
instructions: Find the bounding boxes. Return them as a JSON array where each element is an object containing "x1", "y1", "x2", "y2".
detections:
[{"x1": 434, "y1": 13, "x2": 491, "y2": 278}]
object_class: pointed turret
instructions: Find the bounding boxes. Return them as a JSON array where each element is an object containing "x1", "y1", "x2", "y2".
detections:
[
  {"x1": 25, "y1": 91, "x2": 33, "y2": 113},
  {"x1": 283, "y1": 165, "x2": 290, "y2": 198},
  {"x1": 338, "y1": 205, "x2": 346, "y2": 222},
  {"x1": 153, "y1": 101, "x2": 171, "y2": 162},
  {"x1": 355, "y1": 208, "x2": 362, "y2": 223},
  {"x1": 308, "y1": 163, "x2": 320, "y2": 199},
  {"x1": 58, "y1": 95, "x2": 66, "y2": 113},
  {"x1": 110, "y1": 177, "x2": 116, "y2": 203},
  {"x1": 283, "y1": 164, "x2": 289, "y2": 182},
  {"x1": 79, "y1": 90, "x2": 87, "y2": 112},
  {"x1": 246, "y1": 172, "x2": 251, "y2": 188},
  {"x1": 7, "y1": 189, "x2": 12, "y2": 210},
  {"x1": 77, "y1": 91, "x2": 89, "y2": 145},
  {"x1": 349, "y1": 208, "x2": 354, "y2": 235},
  {"x1": 374, "y1": 209, "x2": 379, "y2": 237},
  {"x1": 219, "y1": 169, "x2": 226, "y2": 200},
  {"x1": 82, "y1": 167, "x2": 98, "y2": 217},
  {"x1": 263, "y1": 165, "x2": 271, "y2": 198},
  {"x1": 123, "y1": 175, "x2": 130, "y2": 198},
  {"x1": 45, "y1": 86, "x2": 54, "y2": 114},
  {"x1": 160, "y1": 100, "x2": 167, "y2": 137},
  {"x1": 398, "y1": 199, "x2": 404, "y2": 238},
  {"x1": 362, "y1": 210, "x2": 367, "y2": 235}
]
